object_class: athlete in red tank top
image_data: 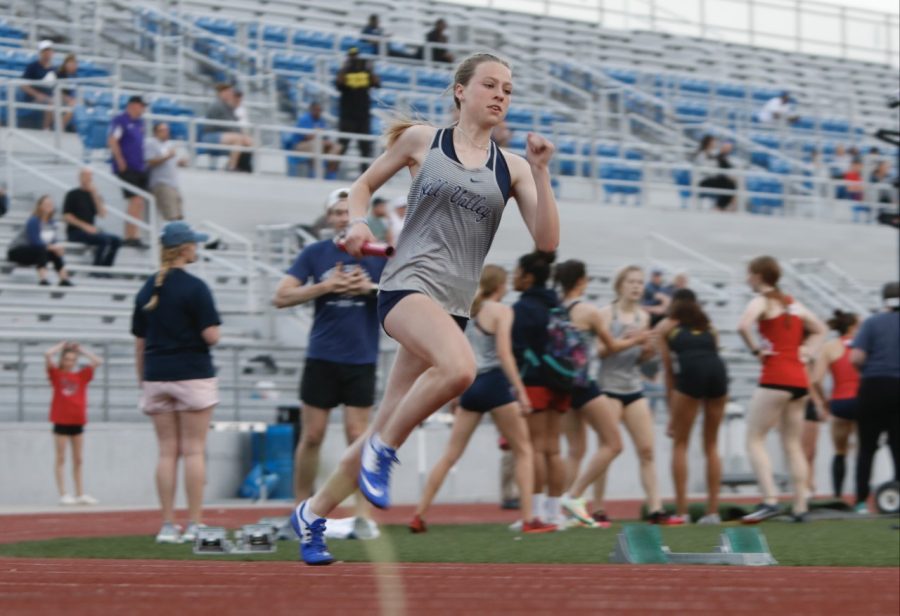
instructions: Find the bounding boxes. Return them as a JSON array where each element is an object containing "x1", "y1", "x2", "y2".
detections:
[
  {"x1": 829, "y1": 337, "x2": 860, "y2": 401},
  {"x1": 757, "y1": 297, "x2": 808, "y2": 388}
]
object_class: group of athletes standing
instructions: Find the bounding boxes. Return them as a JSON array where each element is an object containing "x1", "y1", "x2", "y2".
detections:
[{"x1": 112, "y1": 51, "x2": 898, "y2": 559}]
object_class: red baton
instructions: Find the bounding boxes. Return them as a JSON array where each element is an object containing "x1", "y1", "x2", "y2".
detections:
[{"x1": 336, "y1": 239, "x2": 395, "y2": 257}]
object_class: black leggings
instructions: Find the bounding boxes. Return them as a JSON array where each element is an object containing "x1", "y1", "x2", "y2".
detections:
[
  {"x1": 7, "y1": 245, "x2": 65, "y2": 271},
  {"x1": 855, "y1": 377, "x2": 900, "y2": 503},
  {"x1": 699, "y1": 175, "x2": 736, "y2": 210}
]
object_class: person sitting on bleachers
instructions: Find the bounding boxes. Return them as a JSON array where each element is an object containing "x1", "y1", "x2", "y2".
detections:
[
  {"x1": 361, "y1": 14, "x2": 385, "y2": 40},
  {"x1": 757, "y1": 91, "x2": 798, "y2": 125},
  {"x1": 690, "y1": 135, "x2": 736, "y2": 211},
  {"x1": 870, "y1": 160, "x2": 896, "y2": 206},
  {"x1": 63, "y1": 168, "x2": 121, "y2": 268},
  {"x1": 844, "y1": 158, "x2": 865, "y2": 202},
  {"x1": 7, "y1": 195, "x2": 73, "y2": 286},
  {"x1": 204, "y1": 84, "x2": 254, "y2": 172},
  {"x1": 145, "y1": 123, "x2": 187, "y2": 221},
  {"x1": 19, "y1": 40, "x2": 57, "y2": 130},
  {"x1": 830, "y1": 144, "x2": 851, "y2": 179},
  {"x1": 287, "y1": 101, "x2": 340, "y2": 179},
  {"x1": 425, "y1": 19, "x2": 454, "y2": 64}
]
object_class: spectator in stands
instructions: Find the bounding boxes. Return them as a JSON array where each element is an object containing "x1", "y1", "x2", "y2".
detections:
[
  {"x1": 132, "y1": 221, "x2": 221, "y2": 544},
  {"x1": 757, "y1": 91, "x2": 798, "y2": 125},
  {"x1": 63, "y1": 168, "x2": 122, "y2": 268},
  {"x1": 20, "y1": 40, "x2": 58, "y2": 130},
  {"x1": 691, "y1": 136, "x2": 736, "y2": 211},
  {"x1": 361, "y1": 14, "x2": 385, "y2": 40},
  {"x1": 145, "y1": 123, "x2": 187, "y2": 221},
  {"x1": 387, "y1": 196, "x2": 406, "y2": 240},
  {"x1": 850, "y1": 282, "x2": 899, "y2": 514},
  {"x1": 642, "y1": 268, "x2": 670, "y2": 326},
  {"x1": 272, "y1": 188, "x2": 384, "y2": 539},
  {"x1": 108, "y1": 95, "x2": 149, "y2": 248},
  {"x1": 844, "y1": 158, "x2": 865, "y2": 202},
  {"x1": 830, "y1": 144, "x2": 851, "y2": 179},
  {"x1": 45, "y1": 340, "x2": 102, "y2": 506},
  {"x1": 669, "y1": 273, "x2": 689, "y2": 294},
  {"x1": 870, "y1": 160, "x2": 895, "y2": 205},
  {"x1": 288, "y1": 102, "x2": 340, "y2": 179},
  {"x1": 7, "y1": 195, "x2": 73, "y2": 286},
  {"x1": 367, "y1": 197, "x2": 391, "y2": 243},
  {"x1": 0, "y1": 186, "x2": 7, "y2": 218},
  {"x1": 232, "y1": 89, "x2": 249, "y2": 128},
  {"x1": 55, "y1": 54, "x2": 78, "y2": 131},
  {"x1": 426, "y1": 19, "x2": 453, "y2": 64},
  {"x1": 204, "y1": 84, "x2": 254, "y2": 173},
  {"x1": 335, "y1": 48, "x2": 380, "y2": 173}
]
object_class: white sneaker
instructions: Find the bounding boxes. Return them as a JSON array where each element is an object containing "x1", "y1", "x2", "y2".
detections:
[
  {"x1": 352, "y1": 517, "x2": 381, "y2": 540},
  {"x1": 560, "y1": 495, "x2": 596, "y2": 527},
  {"x1": 181, "y1": 523, "x2": 206, "y2": 543},
  {"x1": 323, "y1": 516, "x2": 356, "y2": 539},
  {"x1": 155, "y1": 522, "x2": 183, "y2": 544},
  {"x1": 508, "y1": 519, "x2": 524, "y2": 532},
  {"x1": 59, "y1": 494, "x2": 77, "y2": 506},
  {"x1": 76, "y1": 494, "x2": 98, "y2": 505},
  {"x1": 697, "y1": 513, "x2": 721, "y2": 525},
  {"x1": 550, "y1": 514, "x2": 569, "y2": 531}
]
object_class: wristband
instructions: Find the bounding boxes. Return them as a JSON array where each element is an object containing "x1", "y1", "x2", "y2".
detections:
[{"x1": 350, "y1": 217, "x2": 369, "y2": 227}]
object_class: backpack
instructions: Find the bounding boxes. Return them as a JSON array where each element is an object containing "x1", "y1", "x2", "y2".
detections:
[{"x1": 523, "y1": 301, "x2": 590, "y2": 392}]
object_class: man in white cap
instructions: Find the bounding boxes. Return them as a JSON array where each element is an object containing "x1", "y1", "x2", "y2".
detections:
[
  {"x1": 21, "y1": 40, "x2": 57, "y2": 129},
  {"x1": 271, "y1": 187, "x2": 386, "y2": 541}
]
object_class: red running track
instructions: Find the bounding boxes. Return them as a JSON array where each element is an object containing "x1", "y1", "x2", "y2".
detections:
[{"x1": 1, "y1": 558, "x2": 898, "y2": 615}]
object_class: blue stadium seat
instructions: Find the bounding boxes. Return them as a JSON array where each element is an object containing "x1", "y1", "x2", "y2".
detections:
[
  {"x1": 606, "y1": 68, "x2": 638, "y2": 84},
  {"x1": 715, "y1": 83, "x2": 746, "y2": 99},
  {"x1": 505, "y1": 107, "x2": 533, "y2": 128},
  {"x1": 508, "y1": 133, "x2": 527, "y2": 152},
  {"x1": 377, "y1": 65, "x2": 411, "y2": 87},
  {"x1": 672, "y1": 168, "x2": 692, "y2": 208},
  {"x1": 150, "y1": 98, "x2": 194, "y2": 140},
  {"x1": 753, "y1": 88, "x2": 781, "y2": 102},
  {"x1": 557, "y1": 139, "x2": 577, "y2": 176},
  {"x1": 73, "y1": 105, "x2": 112, "y2": 153},
  {"x1": 674, "y1": 99, "x2": 708, "y2": 119},
  {"x1": 680, "y1": 78, "x2": 710, "y2": 95},
  {"x1": 272, "y1": 52, "x2": 315, "y2": 74},
  {"x1": 0, "y1": 19, "x2": 27, "y2": 46},
  {"x1": 746, "y1": 176, "x2": 784, "y2": 214}
]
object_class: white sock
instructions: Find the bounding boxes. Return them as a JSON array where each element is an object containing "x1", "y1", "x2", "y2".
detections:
[
  {"x1": 545, "y1": 496, "x2": 561, "y2": 520},
  {"x1": 532, "y1": 493, "x2": 546, "y2": 520}
]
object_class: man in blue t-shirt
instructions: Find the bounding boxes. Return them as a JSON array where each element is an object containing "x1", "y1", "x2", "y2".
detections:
[
  {"x1": 850, "y1": 281, "x2": 900, "y2": 512},
  {"x1": 108, "y1": 95, "x2": 149, "y2": 249},
  {"x1": 273, "y1": 187, "x2": 385, "y2": 538},
  {"x1": 287, "y1": 102, "x2": 340, "y2": 179},
  {"x1": 20, "y1": 40, "x2": 57, "y2": 129}
]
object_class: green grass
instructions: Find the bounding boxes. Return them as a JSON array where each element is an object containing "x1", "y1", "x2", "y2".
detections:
[{"x1": 1, "y1": 520, "x2": 898, "y2": 566}]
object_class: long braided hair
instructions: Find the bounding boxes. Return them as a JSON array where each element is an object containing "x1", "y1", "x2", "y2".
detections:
[{"x1": 143, "y1": 246, "x2": 182, "y2": 311}]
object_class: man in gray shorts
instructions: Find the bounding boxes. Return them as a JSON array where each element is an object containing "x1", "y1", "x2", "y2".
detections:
[{"x1": 145, "y1": 123, "x2": 186, "y2": 221}]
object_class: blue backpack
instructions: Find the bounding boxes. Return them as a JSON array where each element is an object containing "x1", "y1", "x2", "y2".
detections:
[{"x1": 524, "y1": 301, "x2": 590, "y2": 392}]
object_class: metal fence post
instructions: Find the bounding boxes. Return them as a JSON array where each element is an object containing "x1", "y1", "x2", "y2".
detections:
[
  {"x1": 232, "y1": 346, "x2": 241, "y2": 421},
  {"x1": 102, "y1": 343, "x2": 110, "y2": 421},
  {"x1": 16, "y1": 341, "x2": 25, "y2": 421}
]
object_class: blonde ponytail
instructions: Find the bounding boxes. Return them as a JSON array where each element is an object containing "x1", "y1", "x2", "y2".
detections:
[
  {"x1": 143, "y1": 246, "x2": 181, "y2": 311},
  {"x1": 384, "y1": 117, "x2": 430, "y2": 148},
  {"x1": 470, "y1": 264, "x2": 507, "y2": 317}
]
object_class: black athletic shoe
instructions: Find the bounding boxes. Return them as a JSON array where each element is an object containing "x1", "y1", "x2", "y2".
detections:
[
  {"x1": 741, "y1": 503, "x2": 782, "y2": 524},
  {"x1": 791, "y1": 511, "x2": 809, "y2": 523},
  {"x1": 500, "y1": 498, "x2": 520, "y2": 510}
]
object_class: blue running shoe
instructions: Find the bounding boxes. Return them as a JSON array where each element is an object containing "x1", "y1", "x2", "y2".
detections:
[
  {"x1": 290, "y1": 500, "x2": 335, "y2": 566},
  {"x1": 358, "y1": 435, "x2": 399, "y2": 509}
]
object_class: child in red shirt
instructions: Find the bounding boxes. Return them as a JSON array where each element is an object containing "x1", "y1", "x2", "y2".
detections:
[{"x1": 46, "y1": 341, "x2": 102, "y2": 505}]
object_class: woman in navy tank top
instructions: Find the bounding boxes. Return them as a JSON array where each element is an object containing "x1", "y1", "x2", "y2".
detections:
[{"x1": 292, "y1": 53, "x2": 561, "y2": 565}]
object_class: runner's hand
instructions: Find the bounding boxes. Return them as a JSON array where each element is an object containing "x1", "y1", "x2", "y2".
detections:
[
  {"x1": 516, "y1": 387, "x2": 533, "y2": 415},
  {"x1": 342, "y1": 221, "x2": 377, "y2": 258},
  {"x1": 526, "y1": 133, "x2": 555, "y2": 169}
]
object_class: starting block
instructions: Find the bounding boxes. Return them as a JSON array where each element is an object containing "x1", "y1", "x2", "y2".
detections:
[
  {"x1": 193, "y1": 527, "x2": 231, "y2": 554},
  {"x1": 609, "y1": 525, "x2": 777, "y2": 566},
  {"x1": 258, "y1": 516, "x2": 295, "y2": 541},
  {"x1": 192, "y1": 525, "x2": 278, "y2": 555}
]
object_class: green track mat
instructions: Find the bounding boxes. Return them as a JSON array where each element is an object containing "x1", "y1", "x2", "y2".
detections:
[{"x1": 1, "y1": 520, "x2": 897, "y2": 566}]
